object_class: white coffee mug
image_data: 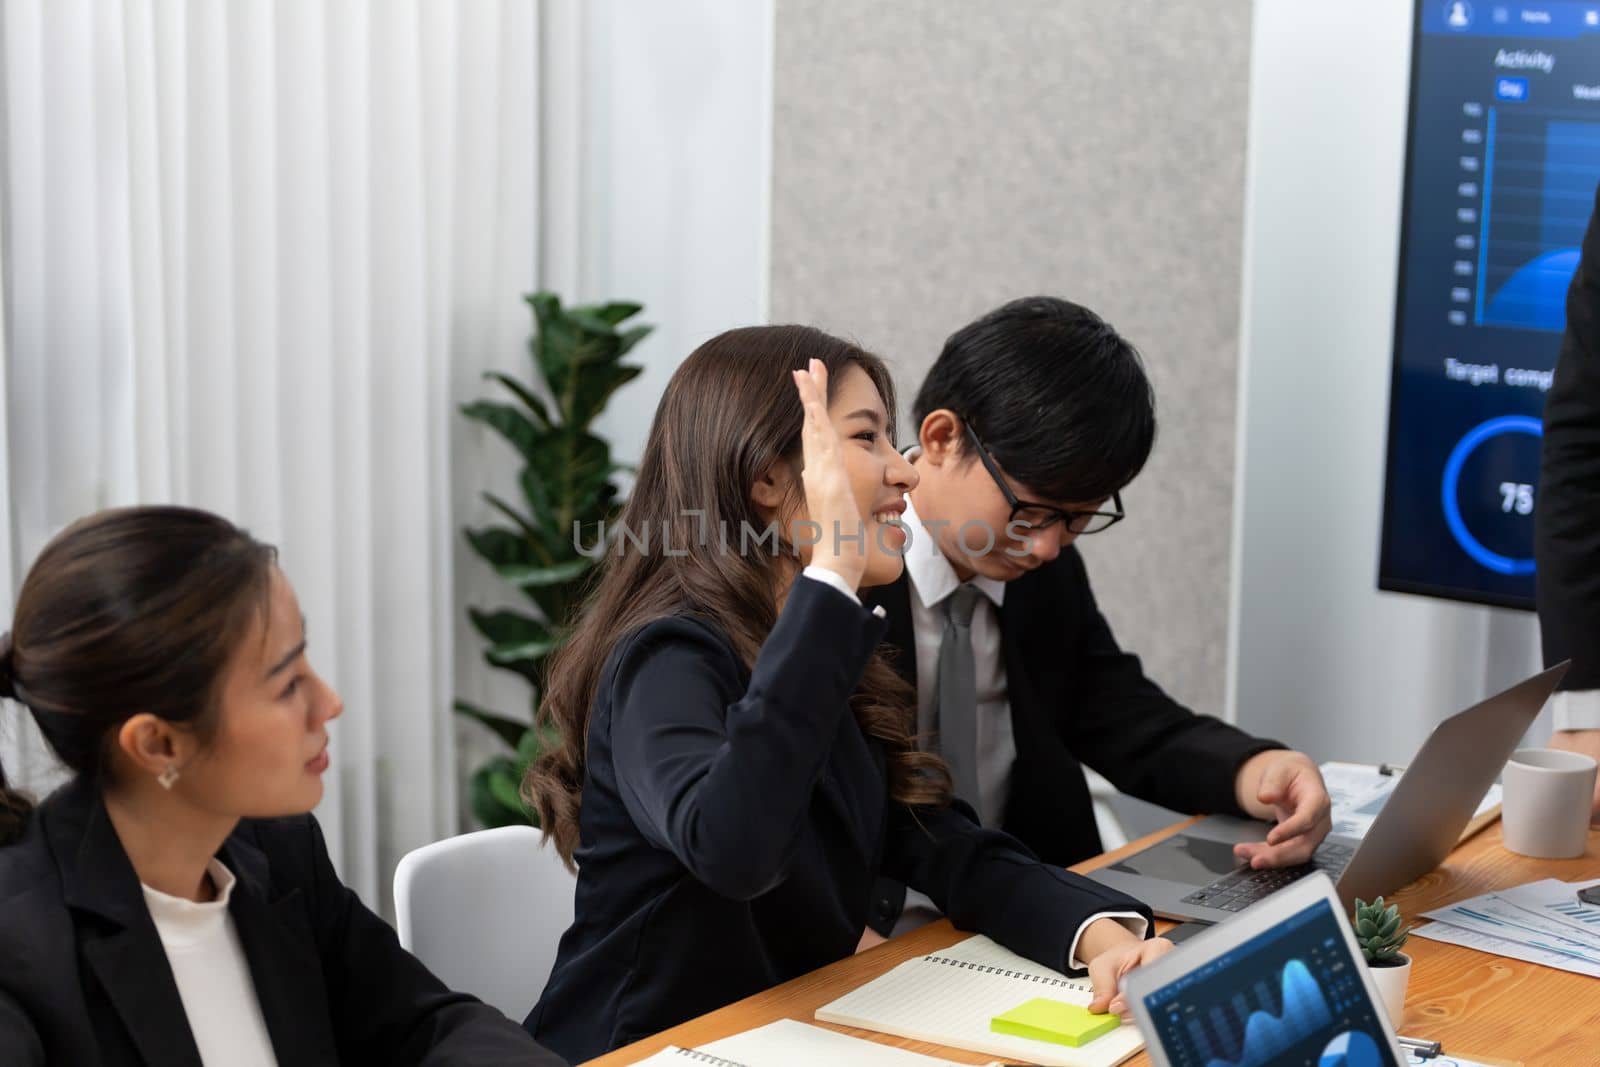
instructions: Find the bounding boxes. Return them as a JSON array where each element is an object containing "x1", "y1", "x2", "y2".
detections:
[{"x1": 1502, "y1": 748, "x2": 1598, "y2": 860}]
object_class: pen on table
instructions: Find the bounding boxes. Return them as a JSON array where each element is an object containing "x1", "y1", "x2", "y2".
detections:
[
  {"x1": 1397, "y1": 1034, "x2": 1441, "y2": 1057},
  {"x1": 1378, "y1": 762, "x2": 1407, "y2": 777}
]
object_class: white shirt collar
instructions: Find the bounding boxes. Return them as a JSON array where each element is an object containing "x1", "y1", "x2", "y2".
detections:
[
  {"x1": 140, "y1": 858, "x2": 239, "y2": 946},
  {"x1": 141, "y1": 857, "x2": 238, "y2": 913},
  {"x1": 902, "y1": 492, "x2": 1006, "y2": 611}
]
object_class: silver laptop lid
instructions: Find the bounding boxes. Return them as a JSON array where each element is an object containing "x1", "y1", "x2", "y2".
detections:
[{"x1": 1336, "y1": 661, "x2": 1568, "y2": 910}]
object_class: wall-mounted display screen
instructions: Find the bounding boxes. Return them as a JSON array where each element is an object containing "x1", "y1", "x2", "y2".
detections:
[{"x1": 1381, "y1": 0, "x2": 1600, "y2": 608}]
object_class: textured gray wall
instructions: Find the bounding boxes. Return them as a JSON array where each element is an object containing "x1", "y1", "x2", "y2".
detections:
[{"x1": 770, "y1": 0, "x2": 1252, "y2": 718}]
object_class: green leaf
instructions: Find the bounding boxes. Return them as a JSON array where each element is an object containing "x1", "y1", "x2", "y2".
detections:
[
  {"x1": 517, "y1": 467, "x2": 561, "y2": 536},
  {"x1": 516, "y1": 728, "x2": 541, "y2": 764},
  {"x1": 516, "y1": 722, "x2": 562, "y2": 765},
  {"x1": 481, "y1": 493, "x2": 539, "y2": 540},
  {"x1": 488, "y1": 638, "x2": 561, "y2": 663},
  {"x1": 480, "y1": 655, "x2": 544, "y2": 687},
  {"x1": 519, "y1": 584, "x2": 572, "y2": 629},
  {"x1": 567, "y1": 308, "x2": 625, "y2": 336},
  {"x1": 467, "y1": 608, "x2": 548, "y2": 647},
  {"x1": 615, "y1": 324, "x2": 653, "y2": 357},
  {"x1": 461, "y1": 401, "x2": 543, "y2": 461},
  {"x1": 528, "y1": 431, "x2": 614, "y2": 529},
  {"x1": 531, "y1": 301, "x2": 586, "y2": 389},
  {"x1": 496, "y1": 557, "x2": 594, "y2": 588},
  {"x1": 464, "y1": 526, "x2": 540, "y2": 569},
  {"x1": 483, "y1": 371, "x2": 553, "y2": 430},
  {"x1": 481, "y1": 493, "x2": 557, "y2": 565},
  {"x1": 526, "y1": 290, "x2": 562, "y2": 327},
  {"x1": 590, "y1": 301, "x2": 644, "y2": 326},
  {"x1": 484, "y1": 638, "x2": 562, "y2": 685},
  {"x1": 453, "y1": 701, "x2": 530, "y2": 751},
  {"x1": 488, "y1": 764, "x2": 528, "y2": 819},
  {"x1": 569, "y1": 363, "x2": 645, "y2": 431},
  {"x1": 469, "y1": 760, "x2": 533, "y2": 828}
]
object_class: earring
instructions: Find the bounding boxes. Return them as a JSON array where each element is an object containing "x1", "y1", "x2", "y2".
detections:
[{"x1": 157, "y1": 765, "x2": 180, "y2": 790}]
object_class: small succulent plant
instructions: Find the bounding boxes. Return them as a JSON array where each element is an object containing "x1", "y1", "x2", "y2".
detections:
[{"x1": 1353, "y1": 896, "x2": 1412, "y2": 967}]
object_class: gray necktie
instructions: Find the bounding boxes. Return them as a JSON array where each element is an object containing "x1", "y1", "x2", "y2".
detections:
[{"x1": 935, "y1": 585, "x2": 983, "y2": 809}]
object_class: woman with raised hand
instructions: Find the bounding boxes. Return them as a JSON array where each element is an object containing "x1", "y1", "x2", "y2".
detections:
[
  {"x1": 0, "y1": 506, "x2": 564, "y2": 1066},
  {"x1": 522, "y1": 325, "x2": 1171, "y2": 1060}
]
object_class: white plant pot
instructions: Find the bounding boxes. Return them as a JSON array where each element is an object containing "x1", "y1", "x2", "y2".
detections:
[{"x1": 1367, "y1": 953, "x2": 1412, "y2": 1025}]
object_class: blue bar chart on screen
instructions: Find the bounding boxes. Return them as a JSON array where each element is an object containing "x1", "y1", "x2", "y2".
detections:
[
  {"x1": 1476, "y1": 113, "x2": 1598, "y2": 332},
  {"x1": 1381, "y1": 1, "x2": 1600, "y2": 608}
]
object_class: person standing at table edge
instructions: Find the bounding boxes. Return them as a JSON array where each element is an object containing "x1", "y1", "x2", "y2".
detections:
[
  {"x1": 862, "y1": 296, "x2": 1335, "y2": 938},
  {"x1": 1536, "y1": 181, "x2": 1600, "y2": 823}
]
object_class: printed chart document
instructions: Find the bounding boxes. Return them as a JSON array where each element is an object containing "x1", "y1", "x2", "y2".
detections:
[
  {"x1": 815, "y1": 935, "x2": 1143, "y2": 1067},
  {"x1": 626, "y1": 1019, "x2": 994, "y2": 1066},
  {"x1": 1415, "y1": 878, "x2": 1600, "y2": 978},
  {"x1": 1321, "y1": 761, "x2": 1502, "y2": 841}
]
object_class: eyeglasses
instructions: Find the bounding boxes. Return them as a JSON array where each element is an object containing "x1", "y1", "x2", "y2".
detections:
[{"x1": 962, "y1": 421, "x2": 1126, "y2": 535}]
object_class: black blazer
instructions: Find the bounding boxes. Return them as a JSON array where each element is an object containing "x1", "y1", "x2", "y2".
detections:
[
  {"x1": 1538, "y1": 181, "x2": 1600, "y2": 691},
  {"x1": 524, "y1": 577, "x2": 1151, "y2": 1062},
  {"x1": 0, "y1": 778, "x2": 564, "y2": 1067},
  {"x1": 863, "y1": 546, "x2": 1281, "y2": 892}
]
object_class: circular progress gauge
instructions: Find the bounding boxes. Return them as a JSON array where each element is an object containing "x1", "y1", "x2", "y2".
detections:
[{"x1": 1440, "y1": 415, "x2": 1542, "y2": 577}]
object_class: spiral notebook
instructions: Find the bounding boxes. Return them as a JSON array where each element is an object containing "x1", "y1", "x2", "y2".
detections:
[
  {"x1": 814, "y1": 936, "x2": 1145, "y2": 1067},
  {"x1": 628, "y1": 1019, "x2": 995, "y2": 1066}
]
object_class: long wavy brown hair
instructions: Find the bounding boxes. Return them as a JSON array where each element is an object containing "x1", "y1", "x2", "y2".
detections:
[{"x1": 526, "y1": 325, "x2": 952, "y2": 865}]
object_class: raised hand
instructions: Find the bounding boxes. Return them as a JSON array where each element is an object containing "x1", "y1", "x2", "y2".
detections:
[{"x1": 791, "y1": 359, "x2": 867, "y2": 591}]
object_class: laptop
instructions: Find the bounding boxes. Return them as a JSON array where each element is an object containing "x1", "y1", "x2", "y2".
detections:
[
  {"x1": 1123, "y1": 872, "x2": 1408, "y2": 1067},
  {"x1": 1089, "y1": 662, "x2": 1568, "y2": 922}
]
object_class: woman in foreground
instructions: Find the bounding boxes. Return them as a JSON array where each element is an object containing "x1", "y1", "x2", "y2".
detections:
[{"x1": 0, "y1": 506, "x2": 564, "y2": 1066}]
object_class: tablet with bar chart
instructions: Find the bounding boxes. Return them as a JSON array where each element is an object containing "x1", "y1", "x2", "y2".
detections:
[
  {"x1": 1123, "y1": 876, "x2": 1405, "y2": 1067},
  {"x1": 1380, "y1": 0, "x2": 1600, "y2": 608}
]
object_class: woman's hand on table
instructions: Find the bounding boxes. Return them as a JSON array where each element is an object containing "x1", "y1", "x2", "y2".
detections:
[{"x1": 1083, "y1": 922, "x2": 1174, "y2": 1017}]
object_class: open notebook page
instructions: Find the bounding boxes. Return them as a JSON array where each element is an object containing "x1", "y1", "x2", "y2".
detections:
[{"x1": 815, "y1": 935, "x2": 1144, "y2": 1067}]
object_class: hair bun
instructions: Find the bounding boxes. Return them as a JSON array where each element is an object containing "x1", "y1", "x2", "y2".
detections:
[{"x1": 0, "y1": 631, "x2": 15, "y2": 701}]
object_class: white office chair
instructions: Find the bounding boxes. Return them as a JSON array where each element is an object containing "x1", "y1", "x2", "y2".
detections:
[{"x1": 393, "y1": 824, "x2": 575, "y2": 1021}]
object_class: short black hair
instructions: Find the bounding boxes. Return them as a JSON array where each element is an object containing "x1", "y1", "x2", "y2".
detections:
[{"x1": 913, "y1": 296, "x2": 1157, "y2": 503}]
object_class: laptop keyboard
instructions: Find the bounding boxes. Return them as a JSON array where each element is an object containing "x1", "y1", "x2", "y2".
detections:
[{"x1": 1179, "y1": 842, "x2": 1356, "y2": 912}]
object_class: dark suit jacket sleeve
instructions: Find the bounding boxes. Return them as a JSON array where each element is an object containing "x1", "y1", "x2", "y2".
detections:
[
  {"x1": 1062, "y1": 551, "x2": 1284, "y2": 816},
  {"x1": 292, "y1": 816, "x2": 567, "y2": 1066},
  {"x1": 0, "y1": 989, "x2": 45, "y2": 1067},
  {"x1": 881, "y1": 798, "x2": 1152, "y2": 974},
  {"x1": 610, "y1": 576, "x2": 887, "y2": 901},
  {"x1": 1537, "y1": 181, "x2": 1600, "y2": 692}
]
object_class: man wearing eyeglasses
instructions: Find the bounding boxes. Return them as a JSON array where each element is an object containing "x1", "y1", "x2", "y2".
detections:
[{"x1": 862, "y1": 296, "x2": 1332, "y2": 940}]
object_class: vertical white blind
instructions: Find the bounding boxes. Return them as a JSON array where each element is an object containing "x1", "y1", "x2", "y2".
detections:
[{"x1": 0, "y1": 0, "x2": 537, "y2": 912}]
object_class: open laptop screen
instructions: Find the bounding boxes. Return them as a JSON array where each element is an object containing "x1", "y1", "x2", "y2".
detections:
[{"x1": 1139, "y1": 897, "x2": 1401, "y2": 1067}]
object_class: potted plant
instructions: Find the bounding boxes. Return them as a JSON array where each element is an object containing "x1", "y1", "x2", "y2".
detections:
[
  {"x1": 1352, "y1": 895, "x2": 1413, "y2": 1023},
  {"x1": 454, "y1": 291, "x2": 650, "y2": 827}
]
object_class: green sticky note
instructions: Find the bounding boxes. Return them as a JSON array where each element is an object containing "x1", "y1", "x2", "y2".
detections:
[{"x1": 990, "y1": 998, "x2": 1120, "y2": 1047}]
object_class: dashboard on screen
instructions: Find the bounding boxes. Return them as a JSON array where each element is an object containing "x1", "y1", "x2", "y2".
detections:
[{"x1": 1381, "y1": 0, "x2": 1600, "y2": 609}]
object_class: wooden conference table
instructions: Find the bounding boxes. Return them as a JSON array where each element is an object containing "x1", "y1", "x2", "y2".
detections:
[{"x1": 587, "y1": 817, "x2": 1600, "y2": 1066}]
